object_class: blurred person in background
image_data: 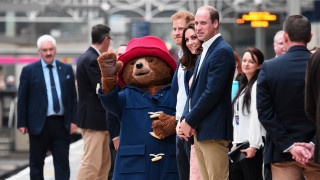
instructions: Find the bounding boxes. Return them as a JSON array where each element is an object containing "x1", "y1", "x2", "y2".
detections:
[
  {"x1": 309, "y1": 46, "x2": 320, "y2": 53},
  {"x1": 232, "y1": 52, "x2": 242, "y2": 100},
  {"x1": 294, "y1": 49, "x2": 320, "y2": 165},
  {"x1": 0, "y1": 75, "x2": 6, "y2": 90},
  {"x1": 296, "y1": 48, "x2": 320, "y2": 164},
  {"x1": 273, "y1": 30, "x2": 286, "y2": 57},
  {"x1": 76, "y1": 24, "x2": 111, "y2": 180},
  {"x1": 6, "y1": 75, "x2": 16, "y2": 90},
  {"x1": 116, "y1": 44, "x2": 127, "y2": 57},
  {"x1": 17, "y1": 34, "x2": 77, "y2": 180}
]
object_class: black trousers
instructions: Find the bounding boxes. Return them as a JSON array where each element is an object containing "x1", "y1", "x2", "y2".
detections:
[
  {"x1": 29, "y1": 116, "x2": 70, "y2": 180},
  {"x1": 230, "y1": 146, "x2": 264, "y2": 180},
  {"x1": 108, "y1": 137, "x2": 117, "y2": 180},
  {"x1": 176, "y1": 135, "x2": 191, "y2": 180}
]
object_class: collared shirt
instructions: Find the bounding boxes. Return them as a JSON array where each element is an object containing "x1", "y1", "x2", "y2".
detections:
[
  {"x1": 178, "y1": 49, "x2": 183, "y2": 59},
  {"x1": 91, "y1": 45, "x2": 101, "y2": 55},
  {"x1": 176, "y1": 49, "x2": 186, "y2": 121},
  {"x1": 232, "y1": 82, "x2": 266, "y2": 148},
  {"x1": 195, "y1": 33, "x2": 221, "y2": 78},
  {"x1": 41, "y1": 59, "x2": 64, "y2": 116},
  {"x1": 176, "y1": 63, "x2": 187, "y2": 121}
]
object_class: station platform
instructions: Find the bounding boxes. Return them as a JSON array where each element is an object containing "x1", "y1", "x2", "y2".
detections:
[{"x1": 5, "y1": 139, "x2": 84, "y2": 180}]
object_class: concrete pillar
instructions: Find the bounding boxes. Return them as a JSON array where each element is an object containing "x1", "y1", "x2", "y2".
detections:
[
  {"x1": 287, "y1": 0, "x2": 301, "y2": 15},
  {"x1": 255, "y1": 27, "x2": 266, "y2": 54},
  {"x1": 5, "y1": 12, "x2": 15, "y2": 37}
]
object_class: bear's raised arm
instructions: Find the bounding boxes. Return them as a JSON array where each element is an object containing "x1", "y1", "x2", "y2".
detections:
[{"x1": 97, "y1": 52, "x2": 123, "y2": 94}]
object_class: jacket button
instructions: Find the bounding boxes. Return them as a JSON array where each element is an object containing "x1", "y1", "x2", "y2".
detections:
[{"x1": 159, "y1": 93, "x2": 163, "y2": 97}]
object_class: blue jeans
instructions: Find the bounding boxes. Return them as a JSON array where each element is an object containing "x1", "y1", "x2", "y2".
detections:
[{"x1": 176, "y1": 135, "x2": 191, "y2": 180}]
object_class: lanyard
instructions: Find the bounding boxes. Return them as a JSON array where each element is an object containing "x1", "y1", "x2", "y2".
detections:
[{"x1": 235, "y1": 99, "x2": 240, "y2": 125}]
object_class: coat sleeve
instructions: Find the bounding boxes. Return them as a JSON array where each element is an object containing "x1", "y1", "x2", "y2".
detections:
[
  {"x1": 98, "y1": 85, "x2": 124, "y2": 118},
  {"x1": 17, "y1": 67, "x2": 29, "y2": 128},
  {"x1": 257, "y1": 63, "x2": 294, "y2": 152},
  {"x1": 68, "y1": 65, "x2": 78, "y2": 124},
  {"x1": 305, "y1": 56, "x2": 317, "y2": 125},
  {"x1": 171, "y1": 63, "x2": 179, "y2": 105}
]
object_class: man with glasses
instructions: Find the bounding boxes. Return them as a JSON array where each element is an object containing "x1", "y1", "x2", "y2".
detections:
[{"x1": 76, "y1": 24, "x2": 112, "y2": 180}]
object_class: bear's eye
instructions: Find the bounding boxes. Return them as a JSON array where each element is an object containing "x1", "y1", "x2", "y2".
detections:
[
  {"x1": 130, "y1": 61, "x2": 135, "y2": 65},
  {"x1": 148, "y1": 59, "x2": 153, "y2": 62}
]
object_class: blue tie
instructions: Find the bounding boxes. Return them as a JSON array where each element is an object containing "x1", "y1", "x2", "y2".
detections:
[{"x1": 47, "y1": 65, "x2": 60, "y2": 113}]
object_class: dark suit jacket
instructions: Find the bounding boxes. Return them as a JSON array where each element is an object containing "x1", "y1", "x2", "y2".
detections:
[
  {"x1": 77, "y1": 47, "x2": 117, "y2": 131},
  {"x1": 183, "y1": 36, "x2": 235, "y2": 141},
  {"x1": 17, "y1": 60, "x2": 77, "y2": 135},
  {"x1": 257, "y1": 45, "x2": 316, "y2": 165},
  {"x1": 305, "y1": 51, "x2": 320, "y2": 164}
]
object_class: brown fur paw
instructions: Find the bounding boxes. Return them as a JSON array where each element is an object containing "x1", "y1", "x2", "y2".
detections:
[{"x1": 101, "y1": 76, "x2": 117, "y2": 94}]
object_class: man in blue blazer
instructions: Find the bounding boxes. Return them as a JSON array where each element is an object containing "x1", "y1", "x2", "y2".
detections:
[
  {"x1": 17, "y1": 35, "x2": 77, "y2": 180},
  {"x1": 180, "y1": 6, "x2": 235, "y2": 180},
  {"x1": 257, "y1": 15, "x2": 320, "y2": 179}
]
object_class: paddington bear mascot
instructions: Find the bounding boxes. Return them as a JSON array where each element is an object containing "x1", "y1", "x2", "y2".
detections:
[{"x1": 97, "y1": 36, "x2": 179, "y2": 180}]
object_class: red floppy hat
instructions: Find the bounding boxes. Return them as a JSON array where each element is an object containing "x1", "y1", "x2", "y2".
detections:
[{"x1": 117, "y1": 36, "x2": 177, "y2": 87}]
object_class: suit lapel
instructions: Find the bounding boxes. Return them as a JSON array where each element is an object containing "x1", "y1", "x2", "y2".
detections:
[
  {"x1": 189, "y1": 55, "x2": 201, "y2": 93},
  {"x1": 56, "y1": 61, "x2": 66, "y2": 103},
  {"x1": 189, "y1": 36, "x2": 223, "y2": 94},
  {"x1": 36, "y1": 61, "x2": 47, "y2": 94}
]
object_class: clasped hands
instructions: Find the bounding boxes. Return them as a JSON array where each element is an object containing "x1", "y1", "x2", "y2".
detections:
[
  {"x1": 289, "y1": 142, "x2": 314, "y2": 164},
  {"x1": 176, "y1": 118, "x2": 195, "y2": 141}
]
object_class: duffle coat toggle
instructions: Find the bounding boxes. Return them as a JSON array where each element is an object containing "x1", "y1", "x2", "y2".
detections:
[
  {"x1": 150, "y1": 153, "x2": 165, "y2": 162},
  {"x1": 148, "y1": 111, "x2": 163, "y2": 119}
]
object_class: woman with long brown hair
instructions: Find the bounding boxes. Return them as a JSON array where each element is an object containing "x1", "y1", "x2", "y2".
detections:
[
  {"x1": 172, "y1": 22, "x2": 202, "y2": 180},
  {"x1": 230, "y1": 47, "x2": 266, "y2": 180}
]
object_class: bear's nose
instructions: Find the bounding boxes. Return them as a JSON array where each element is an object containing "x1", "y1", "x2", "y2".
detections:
[{"x1": 136, "y1": 62, "x2": 143, "y2": 69}]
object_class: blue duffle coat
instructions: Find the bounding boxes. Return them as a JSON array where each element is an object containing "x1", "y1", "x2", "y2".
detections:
[{"x1": 98, "y1": 84, "x2": 179, "y2": 180}]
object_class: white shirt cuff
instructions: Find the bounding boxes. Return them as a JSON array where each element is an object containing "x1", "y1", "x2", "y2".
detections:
[
  {"x1": 112, "y1": 136, "x2": 119, "y2": 141},
  {"x1": 284, "y1": 144, "x2": 294, "y2": 153}
]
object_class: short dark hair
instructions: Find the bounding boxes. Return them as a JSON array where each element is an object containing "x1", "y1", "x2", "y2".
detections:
[
  {"x1": 200, "y1": 6, "x2": 219, "y2": 25},
  {"x1": 283, "y1": 15, "x2": 311, "y2": 44},
  {"x1": 91, "y1": 24, "x2": 110, "y2": 44}
]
